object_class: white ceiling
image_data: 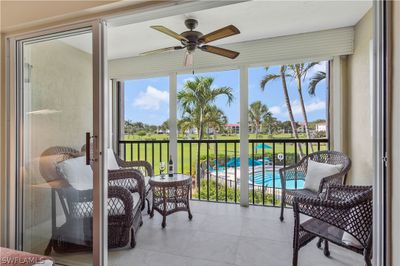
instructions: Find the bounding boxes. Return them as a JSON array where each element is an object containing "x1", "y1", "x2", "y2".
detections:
[{"x1": 62, "y1": 1, "x2": 372, "y2": 60}]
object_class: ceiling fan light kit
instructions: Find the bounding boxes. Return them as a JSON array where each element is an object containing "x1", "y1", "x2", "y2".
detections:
[{"x1": 141, "y1": 19, "x2": 240, "y2": 66}]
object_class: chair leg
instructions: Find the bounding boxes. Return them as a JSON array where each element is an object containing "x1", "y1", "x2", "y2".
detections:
[
  {"x1": 292, "y1": 212, "x2": 300, "y2": 266},
  {"x1": 364, "y1": 249, "x2": 372, "y2": 266},
  {"x1": 323, "y1": 240, "x2": 330, "y2": 257},
  {"x1": 280, "y1": 197, "x2": 285, "y2": 221},
  {"x1": 146, "y1": 198, "x2": 151, "y2": 215},
  {"x1": 316, "y1": 238, "x2": 323, "y2": 248},
  {"x1": 130, "y1": 228, "x2": 136, "y2": 248}
]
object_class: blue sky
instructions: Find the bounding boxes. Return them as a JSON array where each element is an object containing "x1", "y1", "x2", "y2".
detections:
[{"x1": 124, "y1": 63, "x2": 327, "y2": 125}]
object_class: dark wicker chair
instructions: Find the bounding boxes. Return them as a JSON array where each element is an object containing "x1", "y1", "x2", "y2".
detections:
[
  {"x1": 115, "y1": 153, "x2": 154, "y2": 214},
  {"x1": 279, "y1": 150, "x2": 351, "y2": 221},
  {"x1": 82, "y1": 145, "x2": 154, "y2": 214},
  {"x1": 292, "y1": 185, "x2": 373, "y2": 266},
  {"x1": 39, "y1": 146, "x2": 144, "y2": 255}
]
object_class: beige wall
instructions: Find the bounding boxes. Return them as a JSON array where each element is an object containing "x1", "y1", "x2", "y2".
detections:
[
  {"x1": 391, "y1": 2, "x2": 400, "y2": 265},
  {"x1": 345, "y1": 9, "x2": 373, "y2": 185}
]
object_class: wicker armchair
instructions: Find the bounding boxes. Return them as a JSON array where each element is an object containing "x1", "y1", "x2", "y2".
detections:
[
  {"x1": 82, "y1": 145, "x2": 154, "y2": 214},
  {"x1": 279, "y1": 150, "x2": 351, "y2": 221},
  {"x1": 292, "y1": 185, "x2": 373, "y2": 266},
  {"x1": 39, "y1": 146, "x2": 144, "y2": 255}
]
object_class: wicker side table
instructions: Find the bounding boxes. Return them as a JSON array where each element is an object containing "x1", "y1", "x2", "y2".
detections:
[{"x1": 149, "y1": 174, "x2": 193, "y2": 228}]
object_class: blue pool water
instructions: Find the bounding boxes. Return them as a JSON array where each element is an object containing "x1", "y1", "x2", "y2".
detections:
[{"x1": 249, "y1": 170, "x2": 305, "y2": 189}]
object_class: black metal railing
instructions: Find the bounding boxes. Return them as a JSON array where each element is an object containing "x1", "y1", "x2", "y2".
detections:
[{"x1": 118, "y1": 138, "x2": 329, "y2": 206}]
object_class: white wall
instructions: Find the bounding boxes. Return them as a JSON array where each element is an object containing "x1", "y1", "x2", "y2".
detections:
[{"x1": 345, "y1": 9, "x2": 373, "y2": 185}]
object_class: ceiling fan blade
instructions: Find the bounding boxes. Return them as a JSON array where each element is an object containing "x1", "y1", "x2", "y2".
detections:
[
  {"x1": 200, "y1": 45, "x2": 239, "y2": 59},
  {"x1": 150, "y1": 25, "x2": 188, "y2": 42},
  {"x1": 199, "y1": 25, "x2": 240, "y2": 44},
  {"x1": 140, "y1": 46, "x2": 184, "y2": 56},
  {"x1": 183, "y1": 52, "x2": 194, "y2": 67}
]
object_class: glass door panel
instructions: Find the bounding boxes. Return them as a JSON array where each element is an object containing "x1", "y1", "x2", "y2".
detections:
[{"x1": 21, "y1": 30, "x2": 94, "y2": 266}]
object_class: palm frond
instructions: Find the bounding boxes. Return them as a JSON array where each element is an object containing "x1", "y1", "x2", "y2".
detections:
[{"x1": 308, "y1": 71, "x2": 326, "y2": 96}]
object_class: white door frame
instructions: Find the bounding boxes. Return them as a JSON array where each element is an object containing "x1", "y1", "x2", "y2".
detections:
[
  {"x1": 373, "y1": 1, "x2": 391, "y2": 265},
  {"x1": 5, "y1": 20, "x2": 109, "y2": 265}
]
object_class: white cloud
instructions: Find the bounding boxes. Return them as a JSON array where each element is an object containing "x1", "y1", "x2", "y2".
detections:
[
  {"x1": 133, "y1": 86, "x2": 169, "y2": 110},
  {"x1": 271, "y1": 99, "x2": 326, "y2": 120},
  {"x1": 269, "y1": 106, "x2": 282, "y2": 115}
]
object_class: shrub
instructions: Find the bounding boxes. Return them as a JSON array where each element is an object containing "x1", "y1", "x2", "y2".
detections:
[{"x1": 192, "y1": 179, "x2": 279, "y2": 205}]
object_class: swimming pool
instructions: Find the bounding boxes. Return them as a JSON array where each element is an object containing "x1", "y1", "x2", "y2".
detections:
[{"x1": 249, "y1": 170, "x2": 305, "y2": 189}]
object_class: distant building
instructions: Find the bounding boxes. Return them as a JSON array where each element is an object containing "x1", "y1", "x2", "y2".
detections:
[
  {"x1": 297, "y1": 122, "x2": 307, "y2": 133},
  {"x1": 315, "y1": 122, "x2": 327, "y2": 132},
  {"x1": 225, "y1": 123, "x2": 240, "y2": 134}
]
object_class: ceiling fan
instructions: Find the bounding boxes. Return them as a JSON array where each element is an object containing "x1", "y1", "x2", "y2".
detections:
[{"x1": 141, "y1": 19, "x2": 240, "y2": 67}]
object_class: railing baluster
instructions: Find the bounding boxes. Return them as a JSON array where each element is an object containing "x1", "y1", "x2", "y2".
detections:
[
  {"x1": 207, "y1": 142, "x2": 210, "y2": 201},
  {"x1": 306, "y1": 141, "x2": 309, "y2": 156},
  {"x1": 145, "y1": 142, "x2": 147, "y2": 162},
  {"x1": 294, "y1": 143, "x2": 298, "y2": 189},
  {"x1": 252, "y1": 142, "x2": 255, "y2": 205},
  {"x1": 234, "y1": 142, "x2": 237, "y2": 203},
  {"x1": 215, "y1": 143, "x2": 218, "y2": 202},
  {"x1": 272, "y1": 142, "x2": 276, "y2": 206},
  {"x1": 130, "y1": 143, "x2": 132, "y2": 161},
  {"x1": 189, "y1": 142, "x2": 192, "y2": 182},
  {"x1": 159, "y1": 143, "x2": 162, "y2": 175},
  {"x1": 262, "y1": 141, "x2": 265, "y2": 206},
  {"x1": 152, "y1": 143, "x2": 155, "y2": 172},
  {"x1": 137, "y1": 143, "x2": 140, "y2": 161},
  {"x1": 225, "y1": 142, "x2": 228, "y2": 203},
  {"x1": 167, "y1": 142, "x2": 169, "y2": 164},
  {"x1": 197, "y1": 142, "x2": 201, "y2": 200},
  {"x1": 181, "y1": 142, "x2": 184, "y2": 174}
]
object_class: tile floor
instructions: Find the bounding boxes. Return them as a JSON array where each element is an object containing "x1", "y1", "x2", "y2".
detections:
[{"x1": 55, "y1": 201, "x2": 365, "y2": 266}]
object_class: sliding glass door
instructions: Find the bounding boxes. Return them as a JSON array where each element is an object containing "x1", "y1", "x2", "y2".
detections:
[{"x1": 13, "y1": 21, "x2": 108, "y2": 266}]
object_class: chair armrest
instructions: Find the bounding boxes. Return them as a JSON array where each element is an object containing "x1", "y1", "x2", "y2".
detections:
[
  {"x1": 108, "y1": 169, "x2": 145, "y2": 207},
  {"x1": 318, "y1": 172, "x2": 346, "y2": 193},
  {"x1": 325, "y1": 185, "x2": 372, "y2": 201},
  {"x1": 293, "y1": 187, "x2": 372, "y2": 233},
  {"x1": 108, "y1": 186, "x2": 134, "y2": 223},
  {"x1": 115, "y1": 156, "x2": 154, "y2": 177}
]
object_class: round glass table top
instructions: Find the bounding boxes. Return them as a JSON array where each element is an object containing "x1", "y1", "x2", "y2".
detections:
[{"x1": 149, "y1": 174, "x2": 191, "y2": 185}]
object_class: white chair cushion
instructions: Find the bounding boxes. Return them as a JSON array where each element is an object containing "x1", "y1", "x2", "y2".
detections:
[
  {"x1": 304, "y1": 159, "x2": 343, "y2": 192},
  {"x1": 342, "y1": 232, "x2": 363, "y2": 248},
  {"x1": 107, "y1": 148, "x2": 120, "y2": 170},
  {"x1": 57, "y1": 156, "x2": 93, "y2": 190}
]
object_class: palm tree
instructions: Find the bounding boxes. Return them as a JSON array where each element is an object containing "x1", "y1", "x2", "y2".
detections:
[
  {"x1": 178, "y1": 76, "x2": 233, "y2": 140},
  {"x1": 260, "y1": 66, "x2": 304, "y2": 156},
  {"x1": 179, "y1": 105, "x2": 227, "y2": 139},
  {"x1": 178, "y1": 76, "x2": 233, "y2": 182},
  {"x1": 248, "y1": 101, "x2": 272, "y2": 138},
  {"x1": 288, "y1": 63, "x2": 317, "y2": 151},
  {"x1": 204, "y1": 105, "x2": 228, "y2": 138},
  {"x1": 308, "y1": 71, "x2": 326, "y2": 96}
]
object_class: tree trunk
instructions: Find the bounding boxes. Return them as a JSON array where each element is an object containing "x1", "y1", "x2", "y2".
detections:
[
  {"x1": 280, "y1": 66, "x2": 304, "y2": 157},
  {"x1": 296, "y1": 70, "x2": 314, "y2": 153},
  {"x1": 196, "y1": 110, "x2": 204, "y2": 194}
]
